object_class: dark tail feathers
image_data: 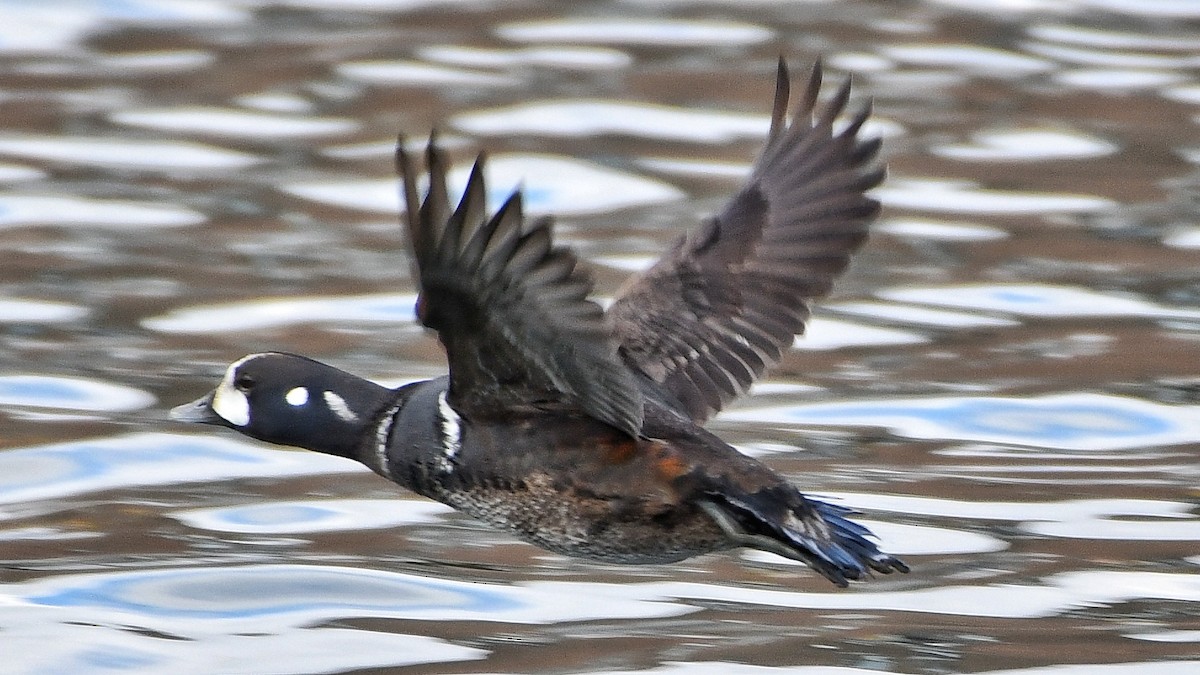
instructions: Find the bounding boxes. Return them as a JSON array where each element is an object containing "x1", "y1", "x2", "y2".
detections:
[{"x1": 703, "y1": 486, "x2": 908, "y2": 587}]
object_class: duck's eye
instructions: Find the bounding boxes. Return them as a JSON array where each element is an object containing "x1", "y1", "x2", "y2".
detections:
[{"x1": 234, "y1": 372, "x2": 257, "y2": 392}]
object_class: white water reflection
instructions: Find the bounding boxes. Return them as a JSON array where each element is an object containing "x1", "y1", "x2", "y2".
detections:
[
  {"x1": 1076, "y1": 0, "x2": 1200, "y2": 19},
  {"x1": 4, "y1": 563, "x2": 692, "y2": 629},
  {"x1": 1024, "y1": 513, "x2": 1200, "y2": 541},
  {"x1": 96, "y1": 49, "x2": 215, "y2": 73},
  {"x1": 793, "y1": 317, "x2": 927, "y2": 350},
  {"x1": 875, "y1": 218, "x2": 1009, "y2": 241},
  {"x1": 1130, "y1": 629, "x2": 1200, "y2": 643},
  {"x1": 870, "y1": 69, "x2": 971, "y2": 94},
  {"x1": 0, "y1": 619, "x2": 484, "y2": 675},
  {"x1": 454, "y1": 100, "x2": 900, "y2": 143},
  {"x1": 0, "y1": 433, "x2": 362, "y2": 505},
  {"x1": 0, "y1": 298, "x2": 88, "y2": 323},
  {"x1": 932, "y1": 129, "x2": 1117, "y2": 161},
  {"x1": 540, "y1": 568, "x2": 1200, "y2": 619},
  {"x1": 417, "y1": 44, "x2": 632, "y2": 71},
  {"x1": 1023, "y1": 41, "x2": 1197, "y2": 69},
  {"x1": 1165, "y1": 83, "x2": 1200, "y2": 104},
  {"x1": 283, "y1": 154, "x2": 684, "y2": 216},
  {"x1": 235, "y1": 92, "x2": 312, "y2": 114},
  {"x1": 0, "y1": 0, "x2": 245, "y2": 53},
  {"x1": 881, "y1": 44, "x2": 1054, "y2": 76},
  {"x1": 320, "y1": 133, "x2": 474, "y2": 160},
  {"x1": 0, "y1": 526, "x2": 100, "y2": 542},
  {"x1": 337, "y1": 60, "x2": 520, "y2": 88},
  {"x1": 877, "y1": 284, "x2": 1200, "y2": 320},
  {"x1": 828, "y1": 51, "x2": 894, "y2": 72},
  {"x1": 173, "y1": 498, "x2": 453, "y2": 534},
  {"x1": 0, "y1": 375, "x2": 154, "y2": 412},
  {"x1": 587, "y1": 660, "x2": 1200, "y2": 675},
  {"x1": 827, "y1": 493, "x2": 1196, "y2": 524},
  {"x1": 276, "y1": 0, "x2": 493, "y2": 9},
  {"x1": 0, "y1": 163, "x2": 43, "y2": 182},
  {"x1": 1164, "y1": 228, "x2": 1200, "y2": 249},
  {"x1": 1, "y1": 561, "x2": 714, "y2": 672},
  {"x1": 593, "y1": 254, "x2": 657, "y2": 272},
  {"x1": 1053, "y1": 69, "x2": 1187, "y2": 91},
  {"x1": 0, "y1": 195, "x2": 204, "y2": 228},
  {"x1": 635, "y1": 157, "x2": 756, "y2": 179},
  {"x1": 876, "y1": 178, "x2": 1116, "y2": 214},
  {"x1": 830, "y1": 491, "x2": 1200, "y2": 542},
  {"x1": 744, "y1": 519, "x2": 1007, "y2": 560},
  {"x1": 0, "y1": 135, "x2": 261, "y2": 171},
  {"x1": 1028, "y1": 23, "x2": 1200, "y2": 50},
  {"x1": 7, "y1": 562, "x2": 1195, "y2": 668},
  {"x1": 828, "y1": 301, "x2": 1019, "y2": 328},
  {"x1": 110, "y1": 106, "x2": 358, "y2": 139},
  {"x1": 454, "y1": 100, "x2": 770, "y2": 142},
  {"x1": 724, "y1": 393, "x2": 1200, "y2": 451},
  {"x1": 495, "y1": 18, "x2": 774, "y2": 47},
  {"x1": 142, "y1": 293, "x2": 417, "y2": 333}
]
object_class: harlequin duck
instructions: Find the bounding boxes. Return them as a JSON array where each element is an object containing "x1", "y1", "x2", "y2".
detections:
[{"x1": 171, "y1": 60, "x2": 907, "y2": 586}]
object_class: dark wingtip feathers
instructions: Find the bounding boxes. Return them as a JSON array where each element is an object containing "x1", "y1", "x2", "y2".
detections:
[
  {"x1": 768, "y1": 57, "x2": 791, "y2": 142},
  {"x1": 395, "y1": 132, "x2": 646, "y2": 438},
  {"x1": 799, "y1": 58, "x2": 823, "y2": 120}
]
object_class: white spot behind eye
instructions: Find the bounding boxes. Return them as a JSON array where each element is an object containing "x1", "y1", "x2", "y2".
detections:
[
  {"x1": 286, "y1": 386, "x2": 309, "y2": 407},
  {"x1": 323, "y1": 390, "x2": 358, "y2": 422}
]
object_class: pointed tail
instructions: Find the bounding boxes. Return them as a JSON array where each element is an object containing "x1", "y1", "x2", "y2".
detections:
[{"x1": 703, "y1": 486, "x2": 908, "y2": 586}]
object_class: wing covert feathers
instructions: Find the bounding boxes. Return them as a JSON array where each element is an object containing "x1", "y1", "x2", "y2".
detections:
[
  {"x1": 396, "y1": 138, "x2": 645, "y2": 437},
  {"x1": 608, "y1": 59, "x2": 883, "y2": 422}
]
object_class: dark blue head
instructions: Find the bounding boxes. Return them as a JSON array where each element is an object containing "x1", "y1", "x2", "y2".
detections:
[{"x1": 170, "y1": 352, "x2": 393, "y2": 459}]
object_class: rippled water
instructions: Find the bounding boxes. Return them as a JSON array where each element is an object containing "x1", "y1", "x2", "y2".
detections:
[{"x1": 1, "y1": 1, "x2": 1198, "y2": 674}]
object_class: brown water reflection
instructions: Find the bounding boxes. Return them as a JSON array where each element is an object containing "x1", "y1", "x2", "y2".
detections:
[{"x1": 1, "y1": 1, "x2": 1199, "y2": 674}]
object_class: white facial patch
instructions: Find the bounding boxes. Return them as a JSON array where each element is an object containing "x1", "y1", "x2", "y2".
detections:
[
  {"x1": 210, "y1": 354, "x2": 257, "y2": 427},
  {"x1": 323, "y1": 390, "x2": 358, "y2": 423},
  {"x1": 285, "y1": 386, "x2": 309, "y2": 407}
]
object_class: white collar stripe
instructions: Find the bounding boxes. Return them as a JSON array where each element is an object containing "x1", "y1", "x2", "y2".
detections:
[
  {"x1": 436, "y1": 391, "x2": 463, "y2": 473},
  {"x1": 372, "y1": 400, "x2": 403, "y2": 479}
]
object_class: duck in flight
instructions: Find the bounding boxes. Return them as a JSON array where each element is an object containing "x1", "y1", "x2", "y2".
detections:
[{"x1": 171, "y1": 59, "x2": 907, "y2": 586}]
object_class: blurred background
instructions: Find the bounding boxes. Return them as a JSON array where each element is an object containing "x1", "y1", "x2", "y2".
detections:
[{"x1": 0, "y1": 1, "x2": 1198, "y2": 673}]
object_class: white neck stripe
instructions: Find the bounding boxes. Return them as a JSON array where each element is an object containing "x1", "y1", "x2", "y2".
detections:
[
  {"x1": 372, "y1": 399, "x2": 403, "y2": 479},
  {"x1": 323, "y1": 390, "x2": 358, "y2": 423},
  {"x1": 436, "y1": 391, "x2": 462, "y2": 473}
]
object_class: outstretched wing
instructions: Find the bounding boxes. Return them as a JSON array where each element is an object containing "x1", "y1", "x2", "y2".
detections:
[
  {"x1": 396, "y1": 137, "x2": 644, "y2": 436},
  {"x1": 607, "y1": 59, "x2": 883, "y2": 422}
]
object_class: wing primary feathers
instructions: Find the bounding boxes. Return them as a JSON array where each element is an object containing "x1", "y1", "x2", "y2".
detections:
[
  {"x1": 798, "y1": 59, "x2": 823, "y2": 120},
  {"x1": 768, "y1": 57, "x2": 790, "y2": 143},
  {"x1": 451, "y1": 154, "x2": 488, "y2": 256},
  {"x1": 477, "y1": 191, "x2": 524, "y2": 281},
  {"x1": 396, "y1": 134, "x2": 645, "y2": 437},
  {"x1": 816, "y1": 76, "x2": 853, "y2": 130},
  {"x1": 422, "y1": 133, "x2": 451, "y2": 267},
  {"x1": 839, "y1": 101, "x2": 873, "y2": 140},
  {"x1": 608, "y1": 59, "x2": 883, "y2": 422},
  {"x1": 394, "y1": 137, "x2": 423, "y2": 259}
]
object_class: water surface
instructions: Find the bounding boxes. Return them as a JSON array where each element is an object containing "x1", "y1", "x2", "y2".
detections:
[{"x1": 1, "y1": 1, "x2": 1198, "y2": 673}]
